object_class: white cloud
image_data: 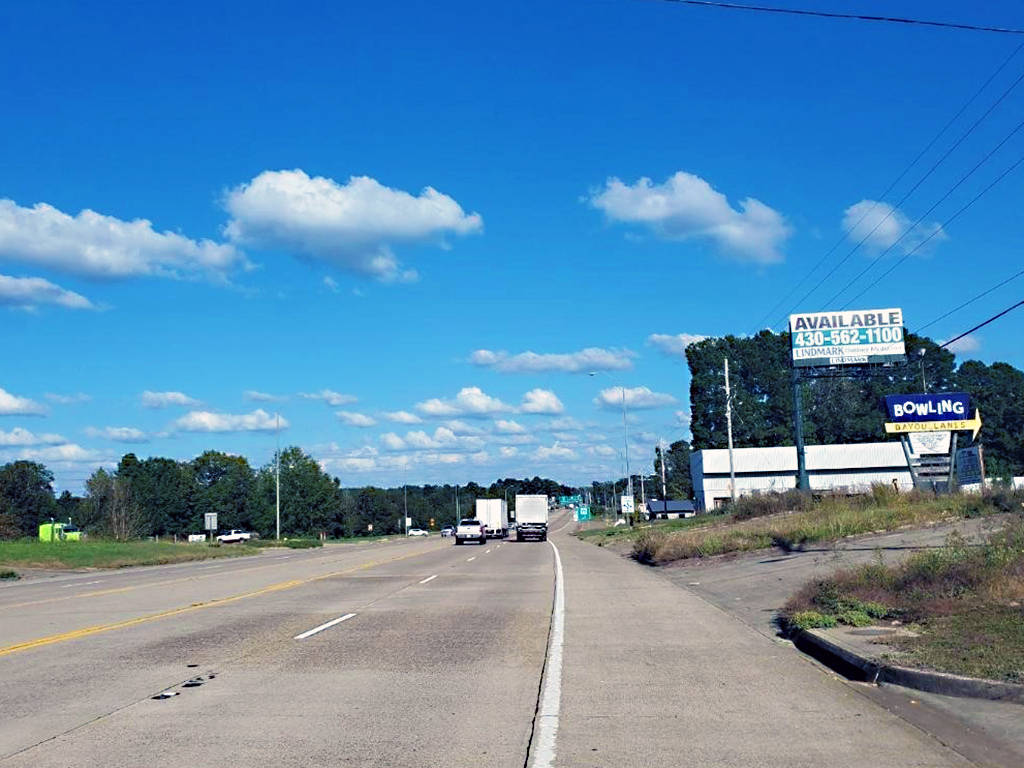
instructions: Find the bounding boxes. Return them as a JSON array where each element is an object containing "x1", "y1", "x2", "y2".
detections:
[
  {"x1": 470, "y1": 347, "x2": 636, "y2": 374},
  {"x1": 675, "y1": 410, "x2": 691, "y2": 426},
  {"x1": 243, "y1": 390, "x2": 288, "y2": 403},
  {"x1": 587, "y1": 445, "x2": 617, "y2": 458},
  {"x1": 520, "y1": 388, "x2": 564, "y2": 415},
  {"x1": 336, "y1": 411, "x2": 377, "y2": 427},
  {"x1": 0, "y1": 427, "x2": 66, "y2": 446},
  {"x1": 547, "y1": 416, "x2": 585, "y2": 431},
  {"x1": 416, "y1": 387, "x2": 513, "y2": 418},
  {"x1": 299, "y1": 389, "x2": 358, "y2": 406},
  {"x1": 173, "y1": 409, "x2": 285, "y2": 433},
  {"x1": 323, "y1": 276, "x2": 339, "y2": 292},
  {"x1": 0, "y1": 387, "x2": 46, "y2": 416},
  {"x1": 18, "y1": 443, "x2": 102, "y2": 463},
  {"x1": 944, "y1": 334, "x2": 981, "y2": 355},
  {"x1": 84, "y1": 426, "x2": 149, "y2": 443},
  {"x1": 223, "y1": 169, "x2": 483, "y2": 282},
  {"x1": 842, "y1": 200, "x2": 946, "y2": 254},
  {"x1": 0, "y1": 199, "x2": 245, "y2": 280},
  {"x1": 494, "y1": 419, "x2": 527, "y2": 434},
  {"x1": 499, "y1": 446, "x2": 519, "y2": 458},
  {"x1": 0, "y1": 273, "x2": 95, "y2": 311},
  {"x1": 382, "y1": 410, "x2": 424, "y2": 424},
  {"x1": 381, "y1": 432, "x2": 408, "y2": 451},
  {"x1": 647, "y1": 333, "x2": 708, "y2": 357},
  {"x1": 595, "y1": 386, "x2": 678, "y2": 410},
  {"x1": 45, "y1": 392, "x2": 91, "y2": 404},
  {"x1": 441, "y1": 419, "x2": 485, "y2": 435},
  {"x1": 534, "y1": 443, "x2": 577, "y2": 461},
  {"x1": 141, "y1": 390, "x2": 201, "y2": 409},
  {"x1": 588, "y1": 171, "x2": 792, "y2": 263}
]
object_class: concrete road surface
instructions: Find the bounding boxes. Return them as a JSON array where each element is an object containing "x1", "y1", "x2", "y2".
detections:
[{"x1": 0, "y1": 517, "x2": 974, "y2": 767}]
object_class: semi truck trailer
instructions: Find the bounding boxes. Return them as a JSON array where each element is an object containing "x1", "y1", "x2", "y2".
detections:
[{"x1": 475, "y1": 498, "x2": 508, "y2": 539}]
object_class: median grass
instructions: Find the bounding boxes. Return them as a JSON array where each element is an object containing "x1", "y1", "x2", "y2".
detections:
[
  {"x1": 780, "y1": 520, "x2": 1024, "y2": 683},
  {"x1": 244, "y1": 538, "x2": 323, "y2": 549},
  {"x1": 629, "y1": 486, "x2": 1023, "y2": 565},
  {"x1": 0, "y1": 539, "x2": 258, "y2": 570}
]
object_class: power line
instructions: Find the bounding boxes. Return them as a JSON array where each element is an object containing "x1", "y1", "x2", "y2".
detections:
[
  {"x1": 917, "y1": 266, "x2": 1024, "y2": 334},
  {"x1": 940, "y1": 296, "x2": 1024, "y2": 350},
  {"x1": 827, "y1": 113, "x2": 1024, "y2": 307},
  {"x1": 754, "y1": 39, "x2": 1024, "y2": 331},
  {"x1": 841, "y1": 148, "x2": 1024, "y2": 307},
  {"x1": 646, "y1": 0, "x2": 1024, "y2": 35},
  {"x1": 774, "y1": 58, "x2": 1024, "y2": 326}
]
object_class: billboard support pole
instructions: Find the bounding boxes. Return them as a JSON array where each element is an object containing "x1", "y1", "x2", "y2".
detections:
[
  {"x1": 947, "y1": 432, "x2": 958, "y2": 489},
  {"x1": 791, "y1": 366, "x2": 809, "y2": 491},
  {"x1": 899, "y1": 435, "x2": 920, "y2": 488}
]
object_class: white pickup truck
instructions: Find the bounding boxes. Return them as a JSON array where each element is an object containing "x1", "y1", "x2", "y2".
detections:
[
  {"x1": 216, "y1": 529, "x2": 254, "y2": 543},
  {"x1": 454, "y1": 518, "x2": 486, "y2": 546}
]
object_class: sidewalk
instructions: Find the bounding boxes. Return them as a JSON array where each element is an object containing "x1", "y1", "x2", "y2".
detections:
[
  {"x1": 550, "y1": 529, "x2": 971, "y2": 768},
  {"x1": 621, "y1": 515, "x2": 1024, "y2": 766}
]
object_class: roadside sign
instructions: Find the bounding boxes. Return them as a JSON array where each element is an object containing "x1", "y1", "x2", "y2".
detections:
[
  {"x1": 789, "y1": 308, "x2": 905, "y2": 367},
  {"x1": 620, "y1": 495, "x2": 635, "y2": 516},
  {"x1": 908, "y1": 431, "x2": 951, "y2": 456},
  {"x1": 204, "y1": 513, "x2": 217, "y2": 531},
  {"x1": 956, "y1": 445, "x2": 985, "y2": 485},
  {"x1": 884, "y1": 393, "x2": 970, "y2": 422},
  {"x1": 884, "y1": 409, "x2": 982, "y2": 439},
  {"x1": 575, "y1": 505, "x2": 591, "y2": 521}
]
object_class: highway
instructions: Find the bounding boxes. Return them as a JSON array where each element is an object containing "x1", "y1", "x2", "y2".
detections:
[{"x1": 0, "y1": 512, "x2": 971, "y2": 767}]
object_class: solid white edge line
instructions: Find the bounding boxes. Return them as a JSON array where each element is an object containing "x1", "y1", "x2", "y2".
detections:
[
  {"x1": 530, "y1": 540, "x2": 564, "y2": 768},
  {"x1": 293, "y1": 612, "x2": 356, "y2": 640},
  {"x1": 419, "y1": 574, "x2": 438, "y2": 584}
]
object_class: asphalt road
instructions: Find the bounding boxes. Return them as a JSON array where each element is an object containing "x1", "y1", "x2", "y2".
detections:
[{"x1": 0, "y1": 514, "x2": 977, "y2": 767}]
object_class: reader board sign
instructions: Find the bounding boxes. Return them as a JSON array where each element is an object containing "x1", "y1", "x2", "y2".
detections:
[
  {"x1": 884, "y1": 393, "x2": 970, "y2": 423},
  {"x1": 956, "y1": 445, "x2": 984, "y2": 485},
  {"x1": 789, "y1": 308, "x2": 905, "y2": 367}
]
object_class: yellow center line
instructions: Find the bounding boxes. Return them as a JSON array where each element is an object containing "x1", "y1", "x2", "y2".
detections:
[
  {"x1": 0, "y1": 541, "x2": 445, "y2": 612},
  {"x1": 0, "y1": 546, "x2": 435, "y2": 658}
]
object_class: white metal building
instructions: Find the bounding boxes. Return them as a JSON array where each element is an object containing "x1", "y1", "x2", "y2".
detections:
[{"x1": 690, "y1": 442, "x2": 913, "y2": 511}]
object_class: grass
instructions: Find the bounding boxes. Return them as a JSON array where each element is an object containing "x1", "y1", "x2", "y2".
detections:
[
  {"x1": 781, "y1": 520, "x2": 1024, "y2": 682},
  {"x1": 244, "y1": 538, "x2": 323, "y2": 549},
  {"x1": 576, "y1": 514, "x2": 723, "y2": 546},
  {"x1": 628, "y1": 486, "x2": 1023, "y2": 565},
  {"x1": 0, "y1": 539, "x2": 258, "y2": 570}
]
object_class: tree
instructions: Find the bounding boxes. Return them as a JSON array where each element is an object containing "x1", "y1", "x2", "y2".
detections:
[
  {"x1": 955, "y1": 360, "x2": 1024, "y2": 477},
  {"x1": 123, "y1": 457, "x2": 193, "y2": 536},
  {"x1": 190, "y1": 451, "x2": 256, "y2": 533},
  {"x1": 0, "y1": 461, "x2": 57, "y2": 538},
  {"x1": 654, "y1": 440, "x2": 692, "y2": 500},
  {"x1": 106, "y1": 477, "x2": 143, "y2": 540}
]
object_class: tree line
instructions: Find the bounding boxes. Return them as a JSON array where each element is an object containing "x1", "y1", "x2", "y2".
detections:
[{"x1": 0, "y1": 449, "x2": 577, "y2": 541}]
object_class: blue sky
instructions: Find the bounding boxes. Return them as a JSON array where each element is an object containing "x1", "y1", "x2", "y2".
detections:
[{"x1": 2, "y1": 0, "x2": 1024, "y2": 493}]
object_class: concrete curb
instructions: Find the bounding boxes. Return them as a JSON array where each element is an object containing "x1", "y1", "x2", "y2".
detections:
[{"x1": 796, "y1": 628, "x2": 1024, "y2": 705}]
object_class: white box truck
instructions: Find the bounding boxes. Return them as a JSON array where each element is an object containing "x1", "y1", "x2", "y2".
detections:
[
  {"x1": 475, "y1": 498, "x2": 508, "y2": 539},
  {"x1": 514, "y1": 494, "x2": 548, "y2": 541}
]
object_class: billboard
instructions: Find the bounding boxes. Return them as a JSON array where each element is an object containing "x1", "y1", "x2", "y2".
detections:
[
  {"x1": 789, "y1": 308, "x2": 905, "y2": 367},
  {"x1": 884, "y1": 393, "x2": 970, "y2": 423}
]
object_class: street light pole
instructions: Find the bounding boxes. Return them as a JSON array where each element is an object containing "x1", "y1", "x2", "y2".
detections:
[
  {"x1": 275, "y1": 411, "x2": 281, "y2": 541},
  {"x1": 590, "y1": 371, "x2": 632, "y2": 507}
]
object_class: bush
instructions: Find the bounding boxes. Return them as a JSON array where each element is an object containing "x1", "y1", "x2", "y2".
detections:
[
  {"x1": 788, "y1": 611, "x2": 837, "y2": 631},
  {"x1": 838, "y1": 609, "x2": 873, "y2": 627},
  {"x1": 0, "y1": 568, "x2": 19, "y2": 580},
  {"x1": 731, "y1": 490, "x2": 813, "y2": 522}
]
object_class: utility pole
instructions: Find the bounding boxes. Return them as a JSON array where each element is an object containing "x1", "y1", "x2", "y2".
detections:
[
  {"x1": 275, "y1": 412, "x2": 281, "y2": 540},
  {"x1": 659, "y1": 438, "x2": 668, "y2": 500},
  {"x1": 919, "y1": 348, "x2": 928, "y2": 393},
  {"x1": 455, "y1": 484, "x2": 460, "y2": 520},
  {"x1": 791, "y1": 367, "x2": 809, "y2": 490},
  {"x1": 725, "y1": 358, "x2": 737, "y2": 503}
]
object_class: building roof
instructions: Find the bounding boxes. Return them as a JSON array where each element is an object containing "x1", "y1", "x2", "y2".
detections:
[
  {"x1": 646, "y1": 500, "x2": 695, "y2": 513},
  {"x1": 692, "y1": 442, "x2": 906, "y2": 475}
]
